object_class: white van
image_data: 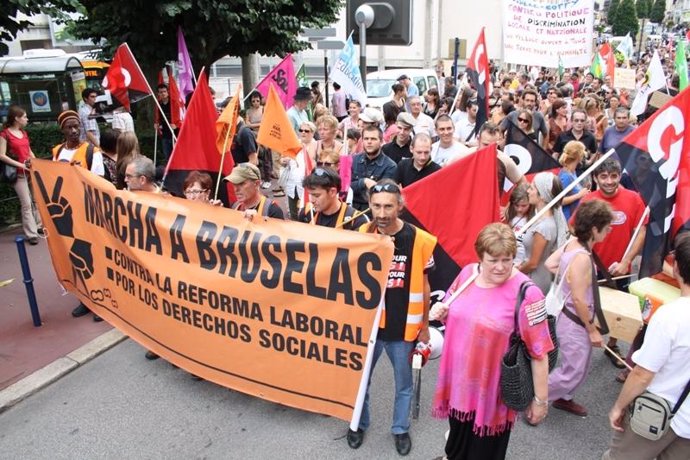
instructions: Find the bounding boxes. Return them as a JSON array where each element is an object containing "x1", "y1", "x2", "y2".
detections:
[{"x1": 365, "y1": 68, "x2": 440, "y2": 110}]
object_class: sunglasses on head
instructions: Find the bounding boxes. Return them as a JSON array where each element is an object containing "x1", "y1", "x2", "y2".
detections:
[
  {"x1": 371, "y1": 183, "x2": 400, "y2": 194},
  {"x1": 313, "y1": 167, "x2": 337, "y2": 178}
]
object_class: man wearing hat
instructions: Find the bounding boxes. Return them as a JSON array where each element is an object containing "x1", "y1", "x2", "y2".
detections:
[
  {"x1": 382, "y1": 112, "x2": 416, "y2": 164},
  {"x1": 287, "y1": 87, "x2": 313, "y2": 136},
  {"x1": 52, "y1": 110, "x2": 105, "y2": 176},
  {"x1": 397, "y1": 74, "x2": 419, "y2": 98},
  {"x1": 51, "y1": 110, "x2": 105, "y2": 322},
  {"x1": 224, "y1": 162, "x2": 284, "y2": 219}
]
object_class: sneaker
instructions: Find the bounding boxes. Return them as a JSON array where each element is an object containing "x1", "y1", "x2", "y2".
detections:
[
  {"x1": 71, "y1": 303, "x2": 90, "y2": 318},
  {"x1": 552, "y1": 398, "x2": 588, "y2": 417},
  {"x1": 261, "y1": 181, "x2": 271, "y2": 189},
  {"x1": 346, "y1": 428, "x2": 364, "y2": 449},
  {"x1": 145, "y1": 351, "x2": 160, "y2": 360},
  {"x1": 604, "y1": 344, "x2": 627, "y2": 369},
  {"x1": 394, "y1": 433, "x2": 412, "y2": 456}
]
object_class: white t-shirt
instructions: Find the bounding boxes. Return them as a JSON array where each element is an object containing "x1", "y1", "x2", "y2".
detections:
[
  {"x1": 454, "y1": 119, "x2": 477, "y2": 145},
  {"x1": 112, "y1": 111, "x2": 135, "y2": 133},
  {"x1": 412, "y1": 113, "x2": 436, "y2": 138},
  {"x1": 632, "y1": 296, "x2": 690, "y2": 438},
  {"x1": 55, "y1": 145, "x2": 105, "y2": 176},
  {"x1": 431, "y1": 141, "x2": 470, "y2": 167}
]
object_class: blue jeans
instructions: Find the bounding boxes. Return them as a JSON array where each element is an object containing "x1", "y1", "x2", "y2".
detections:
[{"x1": 358, "y1": 339, "x2": 414, "y2": 434}]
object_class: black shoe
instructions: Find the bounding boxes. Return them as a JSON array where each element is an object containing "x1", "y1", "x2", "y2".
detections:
[
  {"x1": 347, "y1": 428, "x2": 364, "y2": 449},
  {"x1": 145, "y1": 351, "x2": 160, "y2": 360},
  {"x1": 93, "y1": 314, "x2": 103, "y2": 322},
  {"x1": 394, "y1": 433, "x2": 411, "y2": 456},
  {"x1": 27, "y1": 237, "x2": 39, "y2": 245},
  {"x1": 71, "y1": 303, "x2": 90, "y2": 318}
]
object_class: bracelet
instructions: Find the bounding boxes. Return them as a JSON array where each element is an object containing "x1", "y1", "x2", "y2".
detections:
[{"x1": 533, "y1": 395, "x2": 548, "y2": 406}]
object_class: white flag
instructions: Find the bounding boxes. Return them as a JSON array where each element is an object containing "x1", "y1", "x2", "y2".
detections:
[
  {"x1": 616, "y1": 33, "x2": 634, "y2": 61},
  {"x1": 630, "y1": 51, "x2": 666, "y2": 117},
  {"x1": 329, "y1": 36, "x2": 367, "y2": 106}
]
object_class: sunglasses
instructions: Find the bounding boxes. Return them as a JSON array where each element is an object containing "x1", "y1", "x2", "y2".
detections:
[
  {"x1": 518, "y1": 117, "x2": 530, "y2": 123},
  {"x1": 572, "y1": 118, "x2": 586, "y2": 122},
  {"x1": 371, "y1": 183, "x2": 400, "y2": 194},
  {"x1": 316, "y1": 161, "x2": 338, "y2": 167},
  {"x1": 299, "y1": 129, "x2": 312, "y2": 133}
]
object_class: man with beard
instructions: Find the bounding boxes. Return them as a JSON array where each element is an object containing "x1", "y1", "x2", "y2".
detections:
[
  {"x1": 223, "y1": 162, "x2": 284, "y2": 220},
  {"x1": 599, "y1": 107, "x2": 634, "y2": 157},
  {"x1": 500, "y1": 89, "x2": 549, "y2": 148},
  {"x1": 346, "y1": 179, "x2": 436, "y2": 456},
  {"x1": 382, "y1": 112, "x2": 416, "y2": 164},
  {"x1": 350, "y1": 125, "x2": 397, "y2": 212},
  {"x1": 297, "y1": 168, "x2": 368, "y2": 229}
]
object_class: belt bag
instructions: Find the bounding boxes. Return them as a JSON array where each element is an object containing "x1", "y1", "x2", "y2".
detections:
[{"x1": 630, "y1": 378, "x2": 690, "y2": 441}]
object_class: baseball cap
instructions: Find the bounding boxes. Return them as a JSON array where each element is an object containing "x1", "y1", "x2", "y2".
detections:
[
  {"x1": 294, "y1": 87, "x2": 312, "y2": 102},
  {"x1": 359, "y1": 107, "x2": 383, "y2": 124},
  {"x1": 224, "y1": 163, "x2": 261, "y2": 184},
  {"x1": 396, "y1": 112, "x2": 416, "y2": 128}
]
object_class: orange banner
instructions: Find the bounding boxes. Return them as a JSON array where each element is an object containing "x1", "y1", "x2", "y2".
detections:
[{"x1": 30, "y1": 160, "x2": 394, "y2": 422}]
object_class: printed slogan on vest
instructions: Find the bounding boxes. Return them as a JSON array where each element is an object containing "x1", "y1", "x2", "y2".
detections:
[{"x1": 31, "y1": 160, "x2": 394, "y2": 422}]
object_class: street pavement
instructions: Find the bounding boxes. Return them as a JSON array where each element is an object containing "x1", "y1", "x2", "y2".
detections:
[{"x1": 0, "y1": 337, "x2": 627, "y2": 460}]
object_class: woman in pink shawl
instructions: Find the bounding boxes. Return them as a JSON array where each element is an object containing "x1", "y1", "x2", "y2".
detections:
[{"x1": 431, "y1": 223, "x2": 554, "y2": 460}]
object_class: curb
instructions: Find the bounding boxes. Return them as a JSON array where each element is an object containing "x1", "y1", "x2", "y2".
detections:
[{"x1": 0, "y1": 329, "x2": 127, "y2": 413}]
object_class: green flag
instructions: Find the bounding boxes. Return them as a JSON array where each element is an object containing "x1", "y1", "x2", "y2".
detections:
[
  {"x1": 675, "y1": 40, "x2": 688, "y2": 91},
  {"x1": 296, "y1": 64, "x2": 308, "y2": 88},
  {"x1": 590, "y1": 52, "x2": 604, "y2": 78}
]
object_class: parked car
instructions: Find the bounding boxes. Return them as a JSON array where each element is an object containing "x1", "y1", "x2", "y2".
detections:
[{"x1": 365, "y1": 68, "x2": 440, "y2": 110}]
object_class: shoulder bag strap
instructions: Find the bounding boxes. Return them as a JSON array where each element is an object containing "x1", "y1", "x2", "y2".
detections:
[
  {"x1": 671, "y1": 378, "x2": 690, "y2": 415},
  {"x1": 590, "y1": 255, "x2": 610, "y2": 335},
  {"x1": 513, "y1": 281, "x2": 531, "y2": 334},
  {"x1": 591, "y1": 250, "x2": 617, "y2": 289}
]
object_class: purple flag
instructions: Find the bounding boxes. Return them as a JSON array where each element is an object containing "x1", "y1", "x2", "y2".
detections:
[{"x1": 177, "y1": 26, "x2": 195, "y2": 99}]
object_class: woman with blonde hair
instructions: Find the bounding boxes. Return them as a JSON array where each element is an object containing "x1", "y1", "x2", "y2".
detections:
[
  {"x1": 316, "y1": 115, "x2": 344, "y2": 158},
  {"x1": 558, "y1": 141, "x2": 590, "y2": 220},
  {"x1": 280, "y1": 120, "x2": 317, "y2": 219},
  {"x1": 115, "y1": 131, "x2": 141, "y2": 190}
]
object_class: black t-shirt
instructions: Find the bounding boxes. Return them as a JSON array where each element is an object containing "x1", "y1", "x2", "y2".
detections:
[
  {"x1": 378, "y1": 222, "x2": 434, "y2": 342},
  {"x1": 395, "y1": 158, "x2": 441, "y2": 188},
  {"x1": 231, "y1": 126, "x2": 257, "y2": 164},
  {"x1": 552, "y1": 129, "x2": 597, "y2": 156},
  {"x1": 297, "y1": 203, "x2": 368, "y2": 230},
  {"x1": 382, "y1": 138, "x2": 413, "y2": 164}
]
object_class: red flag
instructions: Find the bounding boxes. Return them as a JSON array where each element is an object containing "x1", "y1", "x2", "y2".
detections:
[
  {"x1": 101, "y1": 43, "x2": 151, "y2": 110},
  {"x1": 466, "y1": 28, "x2": 490, "y2": 138},
  {"x1": 403, "y1": 145, "x2": 499, "y2": 294},
  {"x1": 615, "y1": 87, "x2": 690, "y2": 277},
  {"x1": 602, "y1": 45, "x2": 616, "y2": 87},
  {"x1": 163, "y1": 69, "x2": 235, "y2": 204},
  {"x1": 167, "y1": 68, "x2": 185, "y2": 127}
]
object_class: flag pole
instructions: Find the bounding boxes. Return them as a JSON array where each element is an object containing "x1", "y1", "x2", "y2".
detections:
[
  {"x1": 153, "y1": 128, "x2": 158, "y2": 167},
  {"x1": 442, "y1": 147, "x2": 617, "y2": 306},
  {"x1": 619, "y1": 206, "x2": 650, "y2": 266},
  {"x1": 124, "y1": 43, "x2": 177, "y2": 143}
]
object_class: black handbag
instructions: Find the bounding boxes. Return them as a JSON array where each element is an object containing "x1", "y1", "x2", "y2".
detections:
[
  {"x1": 1, "y1": 162, "x2": 17, "y2": 183},
  {"x1": 500, "y1": 281, "x2": 559, "y2": 411}
]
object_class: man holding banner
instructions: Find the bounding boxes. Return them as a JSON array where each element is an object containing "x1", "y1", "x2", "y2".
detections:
[{"x1": 347, "y1": 180, "x2": 437, "y2": 456}]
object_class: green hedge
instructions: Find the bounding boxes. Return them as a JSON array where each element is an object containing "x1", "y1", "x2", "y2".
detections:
[{"x1": 0, "y1": 123, "x2": 157, "y2": 226}]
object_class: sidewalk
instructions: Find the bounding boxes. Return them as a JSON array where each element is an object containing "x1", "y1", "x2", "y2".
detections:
[{"x1": 0, "y1": 229, "x2": 122, "y2": 408}]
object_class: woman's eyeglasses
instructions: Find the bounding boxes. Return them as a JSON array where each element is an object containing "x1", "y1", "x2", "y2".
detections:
[
  {"x1": 518, "y1": 117, "x2": 530, "y2": 123},
  {"x1": 184, "y1": 189, "x2": 208, "y2": 196}
]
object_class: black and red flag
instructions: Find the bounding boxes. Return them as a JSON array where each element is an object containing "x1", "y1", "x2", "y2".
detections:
[
  {"x1": 403, "y1": 146, "x2": 500, "y2": 300},
  {"x1": 163, "y1": 69, "x2": 235, "y2": 204},
  {"x1": 466, "y1": 28, "x2": 490, "y2": 138},
  {"x1": 615, "y1": 86, "x2": 690, "y2": 277},
  {"x1": 502, "y1": 119, "x2": 560, "y2": 198}
]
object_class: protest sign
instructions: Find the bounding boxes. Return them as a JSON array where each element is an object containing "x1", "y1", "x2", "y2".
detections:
[
  {"x1": 614, "y1": 68, "x2": 636, "y2": 90},
  {"x1": 31, "y1": 160, "x2": 394, "y2": 422},
  {"x1": 502, "y1": 0, "x2": 594, "y2": 68}
]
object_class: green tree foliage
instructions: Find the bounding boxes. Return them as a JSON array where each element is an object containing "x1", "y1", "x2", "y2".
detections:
[
  {"x1": 613, "y1": 0, "x2": 640, "y2": 37},
  {"x1": 607, "y1": 0, "x2": 620, "y2": 26},
  {"x1": 636, "y1": 0, "x2": 651, "y2": 19},
  {"x1": 1, "y1": 0, "x2": 81, "y2": 56},
  {"x1": 650, "y1": 0, "x2": 666, "y2": 24},
  {"x1": 67, "y1": 0, "x2": 342, "y2": 78}
]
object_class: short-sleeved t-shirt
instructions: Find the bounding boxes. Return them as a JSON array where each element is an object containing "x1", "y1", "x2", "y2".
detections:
[
  {"x1": 574, "y1": 188, "x2": 647, "y2": 269},
  {"x1": 632, "y1": 297, "x2": 690, "y2": 438},
  {"x1": 231, "y1": 127, "x2": 257, "y2": 164},
  {"x1": 297, "y1": 203, "x2": 368, "y2": 230},
  {"x1": 558, "y1": 169, "x2": 582, "y2": 221},
  {"x1": 517, "y1": 216, "x2": 557, "y2": 294},
  {"x1": 55, "y1": 145, "x2": 105, "y2": 176},
  {"x1": 431, "y1": 141, "x2": 470, "y2": 167},
  {"x1": 379, "y1": 222, "x2": 434, "y2": 341}
]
